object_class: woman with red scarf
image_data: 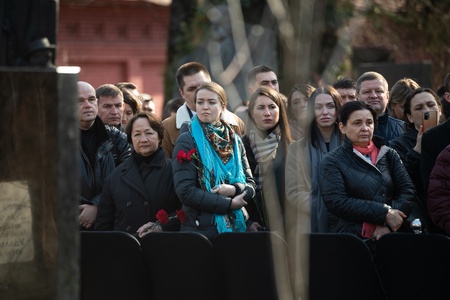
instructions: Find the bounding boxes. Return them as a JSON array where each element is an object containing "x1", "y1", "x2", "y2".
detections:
[{"x1": 319, "y1": 101, "x2": 416, "y2": 244}]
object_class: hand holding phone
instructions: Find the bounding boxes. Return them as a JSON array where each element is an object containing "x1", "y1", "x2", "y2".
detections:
[
  {"x1": 422, "y1": 111, "x2": 438, "y2": 132},
  {"x1": 361, "y1": 222, "x2": 376, "y2": 239}
]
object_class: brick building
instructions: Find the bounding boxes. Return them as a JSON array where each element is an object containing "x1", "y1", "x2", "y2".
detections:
[{"x1": 57, "y1": 0, "x2": 171, "y2": 117}]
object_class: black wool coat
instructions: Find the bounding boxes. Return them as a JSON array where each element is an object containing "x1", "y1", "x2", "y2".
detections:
[
  {"x1": 421, "y1": 118, "x2": 450, "y2": 193},
  {"x1": 95, "y1": 147, "x2": 181, "y2": 234}
]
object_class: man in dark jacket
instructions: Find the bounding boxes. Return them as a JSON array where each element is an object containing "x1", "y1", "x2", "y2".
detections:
[
  {"x1": 78, "y1": 81, "x2": 131, "y2": 229},
  {"x1": 428, "y1": 144, "x2": 450, "y2": 235},
  {"x1": 357, "y1": 71, "x2": 404, "y2": 144},
  {"x1": 96, "y1": 83, "x2": 125, "y2": 131},
  {"x1": 421, "y1": 73, "x2": 450, "y2": 194}
]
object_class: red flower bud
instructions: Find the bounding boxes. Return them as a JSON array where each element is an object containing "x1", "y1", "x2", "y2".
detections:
[
  {"x1": 176, "y1": 210, "x2": 188, "y2": 223},
  {"x1": 156, "y1": 209, "x2": 169, "y2": 224},
  {"x1": 187, "y1": 149, "x2": 196, "y2": 161}
]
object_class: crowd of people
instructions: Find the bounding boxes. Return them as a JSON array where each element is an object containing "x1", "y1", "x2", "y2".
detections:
[{"x1": 78, "y1": 61, "x2": 450, "y2": 296}]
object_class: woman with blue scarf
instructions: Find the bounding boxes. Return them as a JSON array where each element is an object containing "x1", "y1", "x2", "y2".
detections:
[{"x1": 172, "y1": 82, "x2": 255, "y2": 240}]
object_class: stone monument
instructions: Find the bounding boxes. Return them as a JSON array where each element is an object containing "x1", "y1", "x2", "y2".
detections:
[
  {"x1": 0, "y1": 66, "x2": 80, "y2": 300},
  {"x1": 1, "y1": 2, "x2": 80, "y2": 298}
]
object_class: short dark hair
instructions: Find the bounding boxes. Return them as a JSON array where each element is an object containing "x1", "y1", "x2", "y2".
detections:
[
  {"x1": 125, "y1": 112, "x2": 164, "y2": 146},
  {"x1": 96, "y1": 84, "x2": 123, "y2": 101},
  {"x1": 176, "y1": 62, "x2": 211, "y2": 90},
  {"x1": 441, "y1": 96, "x2": 450, "y2": 119},
  {"x1": 163, "y1": 98, "x2": 184, "y2": 120},
  {"x1": 339, "y1": 100, "x2": 377, "y2": 127},
  {"x1": 444, "y1": 73, "x2": 450, "y2": 93},
  {"x1": 436, "y1": 86, "x2": 446, "y2": 98},
  {"x1": 333, "y1": 77, "x2": 356, "y2": 90},
  {"x1": 247, "y1": 65, "x2": 275, "y2": 86}
]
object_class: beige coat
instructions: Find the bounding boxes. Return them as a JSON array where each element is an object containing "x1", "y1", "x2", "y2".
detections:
[{"x1": 284, "y1": 138, "x2": 311, "y2": 300}]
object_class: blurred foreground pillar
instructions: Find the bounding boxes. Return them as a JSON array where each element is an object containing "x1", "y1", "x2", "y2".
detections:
[{"x1": 0, "y1": 66, "x2": 79, "y2": 300}]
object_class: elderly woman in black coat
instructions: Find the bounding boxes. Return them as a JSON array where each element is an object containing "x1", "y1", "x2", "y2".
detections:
[
  {"x1": 95, "y1": 112, "x2": 181, "y2": 235},
  {"x1": 319, "y1": 101, "x2": 415, "y2": 242}
]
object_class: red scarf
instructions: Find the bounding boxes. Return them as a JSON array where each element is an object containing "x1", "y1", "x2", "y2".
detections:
[{"x1": 353, "y1": 141, "x2": 379, "y2": 165}]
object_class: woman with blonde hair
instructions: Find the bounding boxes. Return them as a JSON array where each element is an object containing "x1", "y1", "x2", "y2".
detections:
[{"x1": 172, "y1": 82, "x2": 255, "y2": 240}]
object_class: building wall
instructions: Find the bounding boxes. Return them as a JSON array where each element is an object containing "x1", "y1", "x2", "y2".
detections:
[{"x1": 57, "y1": 1, "x2": 170, "y2": 118}]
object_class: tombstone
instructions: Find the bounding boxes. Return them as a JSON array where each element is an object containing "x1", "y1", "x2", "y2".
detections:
[
  {"x1": 0, "y1": 66, "x2": 80, "y2": 300},
  {"x1": 358, "y1": 62, "x2": 433, "y2": 89}
]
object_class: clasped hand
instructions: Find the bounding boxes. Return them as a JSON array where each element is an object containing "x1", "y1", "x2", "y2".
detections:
[
  {"x1": 136, "y1": 222, "x2": 162, "y2": 238},
  {"x1": 79, "y1": 204, "x2": 97, "y2": 229},
  {"x1": 386, "y1": 208, "x2": 407, "y2": 232},
  {"x1": 211, "y1": 183, "x2": 236, "y2": 197}
]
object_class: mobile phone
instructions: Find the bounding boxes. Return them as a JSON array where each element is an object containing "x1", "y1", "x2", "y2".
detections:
[
  {"x1": 361, "y1": 222, "x2": 376, "y2": 238},
  {"x1": 422, "y1": 111, "x2": 438, "y2": 132}
]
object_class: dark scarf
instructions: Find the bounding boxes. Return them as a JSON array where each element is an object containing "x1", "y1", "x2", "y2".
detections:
[{"x1": 133, "y1": 149, "x2": 160, "y2": 180}]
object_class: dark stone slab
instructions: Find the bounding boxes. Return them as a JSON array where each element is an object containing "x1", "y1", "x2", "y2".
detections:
[
  {"x1": 358, "y1": 62, "x2": 433, "y2": 89},
  {"x1": 0, "y1": 67, "x2": 79, "y2": 300}
]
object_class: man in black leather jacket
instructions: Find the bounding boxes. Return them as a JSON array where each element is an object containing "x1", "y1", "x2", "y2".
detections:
[{"x1": 78, "y1": 81, "x2": 131, "y2": 229}]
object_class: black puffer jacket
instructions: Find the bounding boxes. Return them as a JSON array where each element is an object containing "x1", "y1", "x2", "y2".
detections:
[
  {"x1": 374, "y1": 114, "x2": 404, "y2": 145},
  {"x1": 319, "y1": 138, "x2": 415, "y2": 237}
]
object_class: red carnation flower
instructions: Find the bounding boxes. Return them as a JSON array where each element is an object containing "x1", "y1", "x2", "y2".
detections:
[
  {"x1": 177, "y1": 148, "x2": 211, "y2": 180},
  {"x1": 176, "y1": 210, "x2": 188, "y2": 223},
  {"x1": 176, "y1": 150, "x2": 187, "y2": 163},
  {"x1": 187, "y1": 149, "x2": 196, "y2": 161},
  {"x1": 156, "y1": 209, "x2": 169, "y2": 224}
]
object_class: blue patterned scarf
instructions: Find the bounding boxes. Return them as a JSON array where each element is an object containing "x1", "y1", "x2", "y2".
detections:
[{"x1": 191, "y1": 116, "x2": 247, "y2": 234}]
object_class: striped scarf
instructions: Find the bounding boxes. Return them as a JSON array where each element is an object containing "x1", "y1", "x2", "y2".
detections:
[{"x1": 249, "y1": 127, "x2": 281, "y2": 190}]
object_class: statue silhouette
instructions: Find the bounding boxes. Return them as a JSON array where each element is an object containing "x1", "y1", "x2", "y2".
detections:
[{"x1": 0, "y1": 0, "x2": 57, "y2": 67}]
